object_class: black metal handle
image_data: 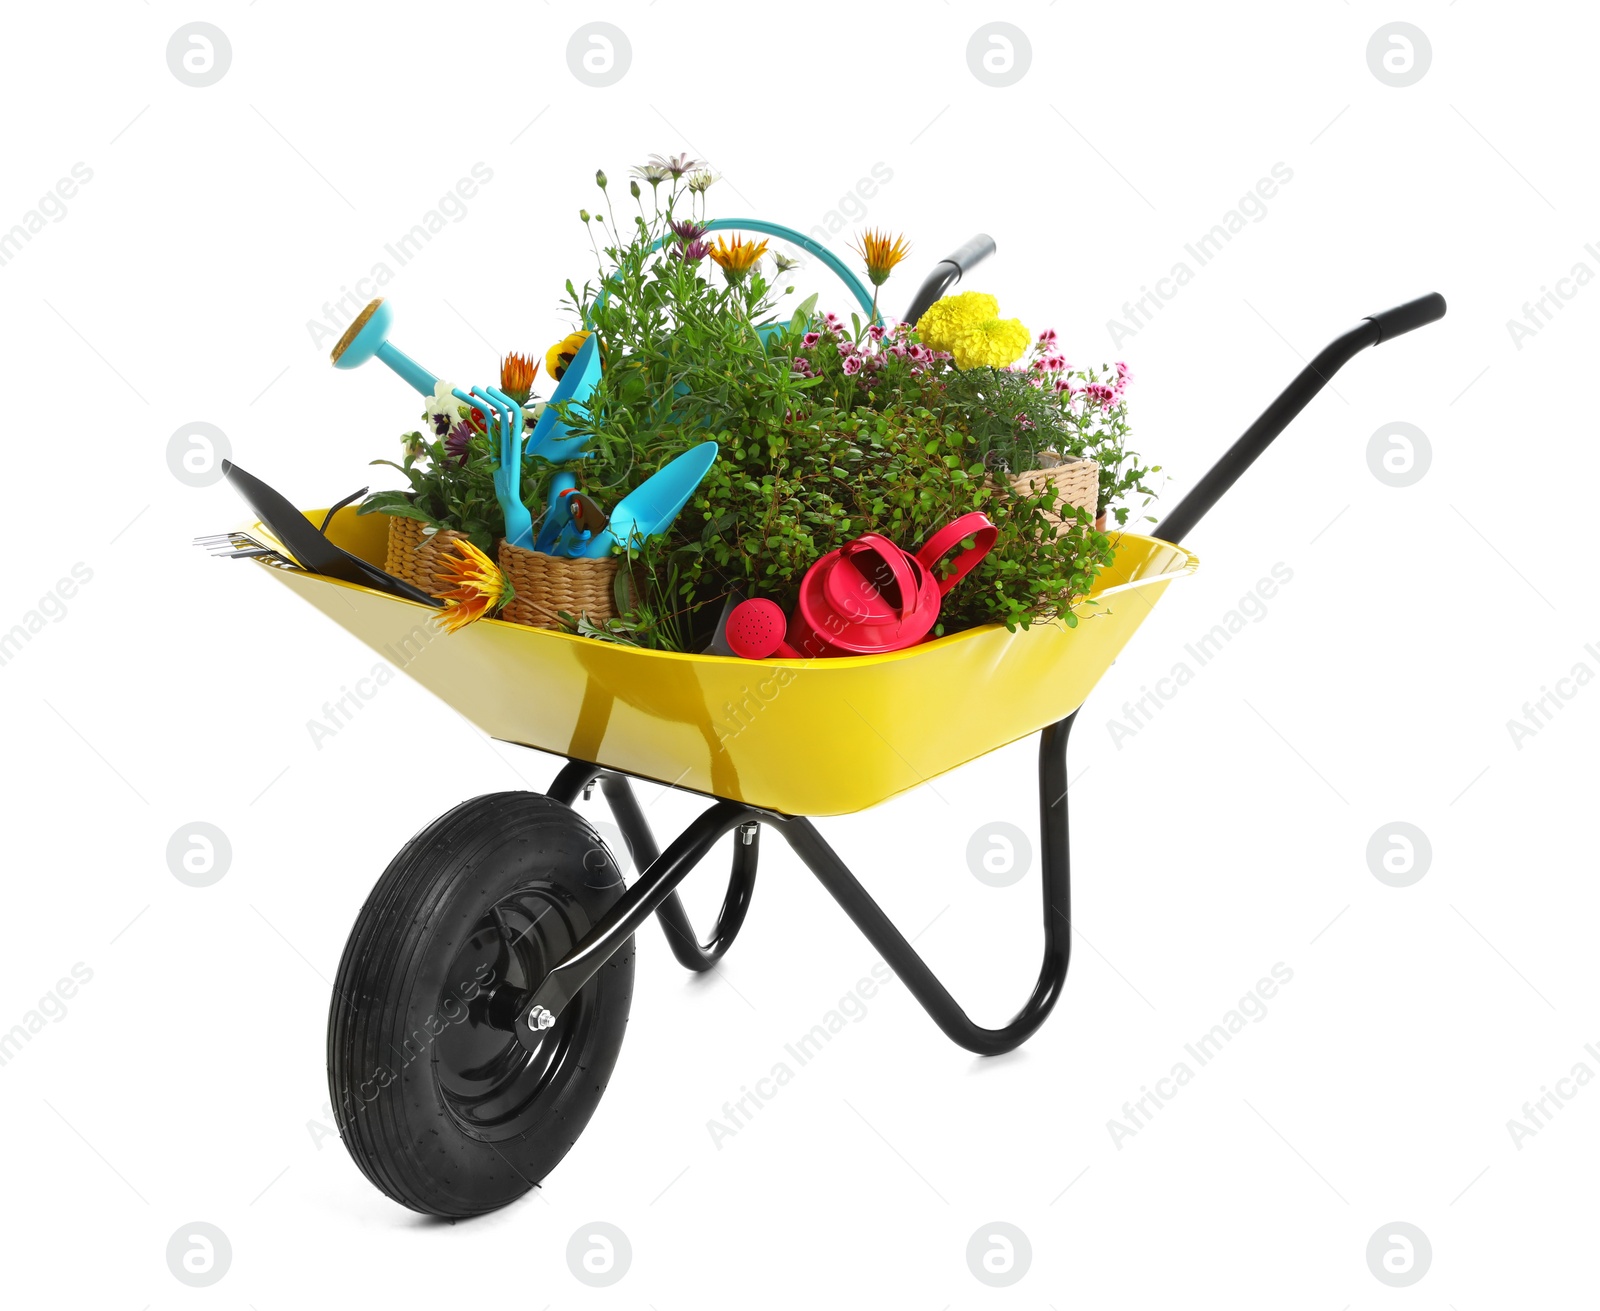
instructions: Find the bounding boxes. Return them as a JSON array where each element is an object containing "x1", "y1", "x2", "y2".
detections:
[
  {"x1": 1366, "y1": 291, "x2": 1447, "y2": 344},
  {"x1": 901, "y1": 234, "x2": 997, "y2": 324},
  {"x1": 1154, "y1": 293, "x2": 1447, "y2": 545}
]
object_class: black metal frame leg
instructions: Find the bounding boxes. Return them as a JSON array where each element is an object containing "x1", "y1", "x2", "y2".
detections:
[
  {"x1": 547, "y1": 761, "x2": 761, "y2": 973},
  {"x1": 768, "y1": 713, "x2": 1074, "y2": 1056},
  {"x1": 522, "y1": 799, "x2": 758, "y2": 1034},
  {"x1": 599, "y1": 775, "x2": 759, "y2": 971},
  {"x1": 529, "y1": 713, "x2": 1076, "y2": 1056}
]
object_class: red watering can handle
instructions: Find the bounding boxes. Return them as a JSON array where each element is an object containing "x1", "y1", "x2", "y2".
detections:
[
  {"x1": 915, "y1": 511, "x2": 998, "y2": 597},
  {"x1": 838, "y1": 533, "x2": 920, "y2": 619}
]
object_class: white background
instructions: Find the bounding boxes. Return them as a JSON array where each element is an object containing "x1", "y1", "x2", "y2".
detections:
[{"x1": 1, "y1": 0, "x2": 1595, "y2": 1304}]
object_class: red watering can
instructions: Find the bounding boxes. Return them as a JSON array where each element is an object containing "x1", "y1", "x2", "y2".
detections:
[{"x1": 787, "y1": 512, "x2": 998, "y2": 657}]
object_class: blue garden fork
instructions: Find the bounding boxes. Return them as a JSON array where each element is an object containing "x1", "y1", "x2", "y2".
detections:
[{"x1": 453, "y1": 385, "x2": 534, "y2": 550}]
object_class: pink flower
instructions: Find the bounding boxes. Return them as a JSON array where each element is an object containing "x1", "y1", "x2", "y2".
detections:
[
  {"x1": 791, "y1": 356, "x2": 811, "y2": 374},
  {"x1": 867, "y1": 323, "x2": 886, "y2": 341},
  {"x1": 842, "y1": 355, "x2": 864, "y2": 376},
  {"x1": 802, "y1": 332, "x2": 821, "y2": 348},
  {"x1": 1014, "y1": 412, "x2": 1036, "y2": 430},
  {"x1": 1031, "y1": 357, "x2": 1050, "y2": 373},
  {"x1": 1085, "y1": 383, "x2": 1116, "y2": 406},
  {"x1": 1045, "y1": 355, "x2": 1068, "y2": 372},
  {"x1": 1054, "y1": 378, "x2": 1074, "y2": 393},
  {"x1": 1037, "y1": 328, "x2": 1058, "y2": 346},
  {"x1": 837, "y1": 339, "x2": 857, "y2": 356}
]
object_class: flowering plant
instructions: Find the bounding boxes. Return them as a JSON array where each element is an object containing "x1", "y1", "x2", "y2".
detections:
[{"x1": 362, "y1": 156, "x2": 1162, "y2": 645}]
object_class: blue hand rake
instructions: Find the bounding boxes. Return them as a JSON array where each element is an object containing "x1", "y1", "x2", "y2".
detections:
[{"x1": 454, "y1": 385, "x2": 534, "y2": 550}]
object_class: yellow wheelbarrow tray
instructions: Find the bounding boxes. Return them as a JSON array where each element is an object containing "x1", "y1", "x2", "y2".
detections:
[
  {"x1": 260, "y1": 504, "x2": 1198, "y2": 817},
  {"x1": 253, "y1": 277, "x2": 1443, "y2": 1218}
]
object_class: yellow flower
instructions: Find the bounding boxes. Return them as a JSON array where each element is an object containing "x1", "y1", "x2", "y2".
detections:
[
  {"x1": 708, "y1": 234, "x2": 768, "y2": 283},
  {"x1": 849, "y1": 229, "x2": 911, "y2": 286},
  {"x1": 433, "y1": 538, "x2": 514, "y2": 633},
  {"x1": 545, "y1": 331, "x2": 591, "y2": 382},
  {"x1": 914, "y1": 291, "x2": 1000, "y2": 353},
  {"x1": 950, "y1": 317, "x2": 1032, "y2": 369},
  {"x1": 915, "y1": 292, "x2": 1031, "y2": 369}
]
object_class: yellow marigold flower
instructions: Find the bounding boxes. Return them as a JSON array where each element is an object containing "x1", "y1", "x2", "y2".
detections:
[
  {"x1": 914, "y1": 291, "x2": 1000, "y2": 354},
  {"x1": 950, "y1": 317, "x2": 1033, "y2": 370},
  {"x1": 849, "y1": 229, "x2": 911, "y2": 287},
  {"x1": 545, "y1": 331, "x2": 591, "y2": 382},
  {"x1": 708, "y1": 234, "x2": 768, "y2": 283},
  {"x1": 433, "y1": 538, "x2": 514, "y2": 633},
  {"x1": 915, "y1": 292, "x2": 1031, "y2": 369}
]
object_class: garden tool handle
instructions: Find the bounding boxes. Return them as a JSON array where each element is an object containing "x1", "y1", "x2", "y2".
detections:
[
  {"x1": 916, "y1": 511, "x2": 998, "y2": 597},
  {"x1": 839, "y1": 534, "x2": 919, "y2": 619},
  {"x1": 902, "y1": 234, "x2": 998, "y2": 325},
  {"x1": 1154, "y1": 292, "x2": 1447, "y2": 546},
  {"x1": 1366, "y1": 291, "x2": 1447, "y2": 343}
]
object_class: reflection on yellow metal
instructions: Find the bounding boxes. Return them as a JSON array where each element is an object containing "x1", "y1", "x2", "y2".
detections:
[{"x1": 257, "y1": 508, "x2": 1197, "y2": 816}]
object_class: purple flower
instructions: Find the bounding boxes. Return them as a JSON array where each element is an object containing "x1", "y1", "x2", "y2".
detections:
[
  {"x1": 842, "y1": 355, "x2": 864, "y2": 376},
  {"x1": 802, "y1": 331, "x2": 821, "y2": 348},
  {"x1": 445, "y1": 419, "x2": 473, "y2": 465},
  {"x1": 670, "y1": 218, "x2": 707, "y2": 243},
  {"x1": 676, "y1": 239, "x2": 711, "y2": 263}
]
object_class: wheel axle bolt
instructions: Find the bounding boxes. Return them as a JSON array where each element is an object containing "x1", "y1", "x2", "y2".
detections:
[{"x1": 528, "y1": 1005, "x2": 556, "y2": 1031}]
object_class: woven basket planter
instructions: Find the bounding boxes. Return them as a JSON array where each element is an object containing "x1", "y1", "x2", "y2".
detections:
[
  {"x1": 1006, "y1": 453, "x2": 1101, "y2": 534},
  {"x1": 497, "y1": 541, "x2": 619, "y2": 630},
  {"x1": 384, "y1": 517, "x2": 471, "y2": 596}
]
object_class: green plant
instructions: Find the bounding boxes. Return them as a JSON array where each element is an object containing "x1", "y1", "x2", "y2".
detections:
[
  {"x1": 358, "y1": 157, "x2": 1159, "y2": 648},
  {"x1": 358, "y1": 420, "x2": 551, "y2": 555}
]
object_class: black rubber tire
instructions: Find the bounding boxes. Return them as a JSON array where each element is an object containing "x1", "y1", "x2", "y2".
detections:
[{"x1": 328, "y1": 792, "x2": 633, "y2": 1218}]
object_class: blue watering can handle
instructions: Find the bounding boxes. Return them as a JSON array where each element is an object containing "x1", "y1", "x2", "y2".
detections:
[
  {"x1": 588, "y1": 218, "x2": 880, "y2": 323},
  {"x1": 700, "y1": 218, "x2": 879, "y2": 322}
]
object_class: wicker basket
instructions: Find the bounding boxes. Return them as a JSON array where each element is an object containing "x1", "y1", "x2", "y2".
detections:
[
  {"x1": 384, "y1": 517, "x2": 471, "y2": 596},
  {"x1": 1007, "y1": 453, "x2": 1100, "y2": 534},
  {"x1": 497, "y1": 541, "x2": 619, "y2": 630}
]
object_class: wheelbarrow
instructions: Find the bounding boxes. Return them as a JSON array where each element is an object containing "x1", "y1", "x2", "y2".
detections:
[{"x1": 239, "y1": 231, "x2": 1444, "y2": 1217}]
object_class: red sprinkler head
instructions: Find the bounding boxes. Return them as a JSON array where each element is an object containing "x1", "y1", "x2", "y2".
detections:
[{"x1": 724, "y1": 598, "x2": 799, "y2": 660}]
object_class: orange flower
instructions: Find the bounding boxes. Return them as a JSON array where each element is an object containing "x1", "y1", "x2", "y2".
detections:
[
  {"x1": 849, "y1": 229, "x2": 911, "y2": 287},
  {"x1": 433, "y1": 538, "x2": 514, "y2": 633},
  {"x1": 499, "y1": 352, "x2": 539, "y2": 404},
  {"x1": 708, "y1": 235, "x2": 768, "y2": 283}
]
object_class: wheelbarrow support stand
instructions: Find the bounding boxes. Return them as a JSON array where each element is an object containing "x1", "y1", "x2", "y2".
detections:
[{"x1": 535, "y1": 715, "x2": 1078, "y2": 1056}]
